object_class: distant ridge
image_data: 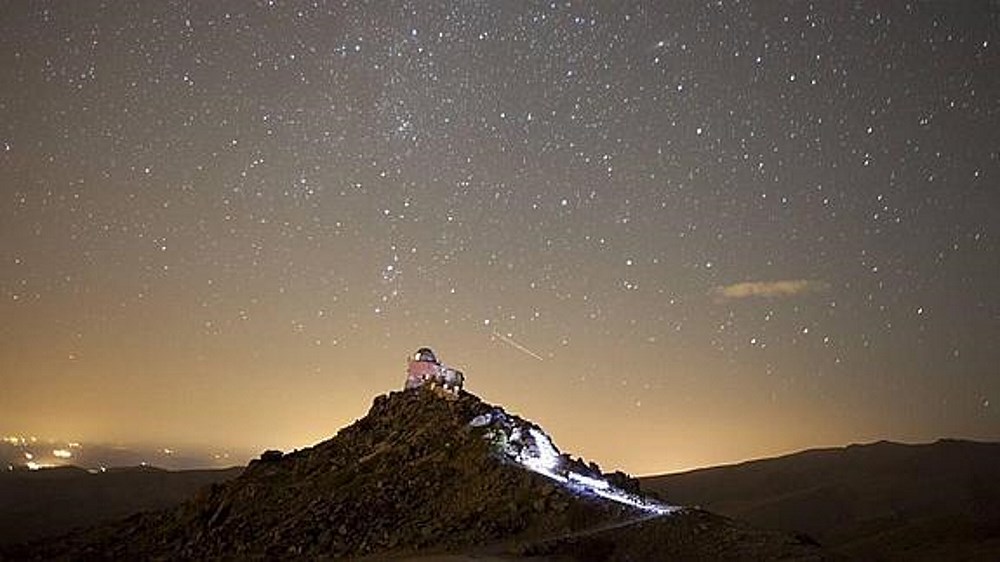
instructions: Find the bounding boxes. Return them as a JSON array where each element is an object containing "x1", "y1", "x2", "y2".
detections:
[
  {"x1": 0, "y1": 465, "x2": 241, "y2": 546},
  {"x1": 642, "y1": 439, "x2": 1000, "y2": 559}
]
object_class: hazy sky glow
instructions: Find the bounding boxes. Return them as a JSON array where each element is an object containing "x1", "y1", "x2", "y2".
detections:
[{"x1": 1, "y1": 1, "x2": 998, "y2": 474}]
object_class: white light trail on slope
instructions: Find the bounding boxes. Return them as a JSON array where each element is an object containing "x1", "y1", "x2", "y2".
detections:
[
  {"x1": 517, "y1": 428, "x2": 567, "y2": 482},
  {"x1": 568, "y1": 471, "x2": 610, "y2": 490},
  {"x1": 509, "y1": 427, "x2": 675, "y2": 515}
]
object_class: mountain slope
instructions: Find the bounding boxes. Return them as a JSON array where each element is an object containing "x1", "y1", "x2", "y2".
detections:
[
  {"x1": 0, "y1": 465, "x2": 240, "y2": 546},
  {"x1": 641, "y1": 439, "x2": 1000, "y2": 559},
  {"x1": 5, "y1": 388, "x2": 824, "y2": 560}
]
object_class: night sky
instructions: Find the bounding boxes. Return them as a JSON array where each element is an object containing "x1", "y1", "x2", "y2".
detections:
[{"x1": 2, "y1": 1, "x2": 998, "y2": 474}]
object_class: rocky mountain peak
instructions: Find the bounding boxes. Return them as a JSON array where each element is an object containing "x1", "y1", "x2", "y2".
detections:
[{"x1": 8, "y1": 387, "x2": 825, "y2": 561}]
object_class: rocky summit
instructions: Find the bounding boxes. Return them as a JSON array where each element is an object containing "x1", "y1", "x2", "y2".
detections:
[{"x1": 5, "y1": 388, "x2": 826, "y2": 560}]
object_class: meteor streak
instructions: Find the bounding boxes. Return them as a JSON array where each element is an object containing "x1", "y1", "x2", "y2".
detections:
[{"x1": 492, "y1": 330, "x2": 545, "y2": 361}]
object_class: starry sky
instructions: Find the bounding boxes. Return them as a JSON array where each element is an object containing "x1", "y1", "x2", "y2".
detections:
[{"x1": 1, "y1": 1, "x2": 998, "y2": 475}]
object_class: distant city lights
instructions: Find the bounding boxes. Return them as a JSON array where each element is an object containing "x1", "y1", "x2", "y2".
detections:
[{"x1": 2, "y1": 435, "x2": 243, "y2": 471}]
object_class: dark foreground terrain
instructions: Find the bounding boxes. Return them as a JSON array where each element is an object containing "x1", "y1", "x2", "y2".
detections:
[
  {"x1": 642, "y1": 439, "x2": 1000, "y2": 560},
  {"x1": 0, "y1": 389, "x2": 822, "y2": 561},
  {"x1": 0, "y1": 465, "x2": 241, "y2": 546},
  {"x1": 3, "y1": 413, "x2": 998, "y2": 561}
]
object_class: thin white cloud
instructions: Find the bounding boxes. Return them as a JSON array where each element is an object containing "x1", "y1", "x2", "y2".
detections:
[{"x1": 712, "y1": 279, "x2": 829, "y2": 301}]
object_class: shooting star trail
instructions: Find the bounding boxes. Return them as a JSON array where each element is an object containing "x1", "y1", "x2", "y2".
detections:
[{"x1": 492, "y1": 330, "x2": 545, "y2": 361}]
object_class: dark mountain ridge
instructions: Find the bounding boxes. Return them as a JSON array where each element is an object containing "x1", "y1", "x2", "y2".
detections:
[
  {"x1": 642, "y1": 439, "x2": 1000, "y2": 560},
  {"x1": 0, "y1": 465, "x2": 241, "y2": 547}
]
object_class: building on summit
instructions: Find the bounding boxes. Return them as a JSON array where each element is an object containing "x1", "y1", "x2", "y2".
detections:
[{"x1": 404, "y1": 347, "x2": 464, "y2": 396}]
